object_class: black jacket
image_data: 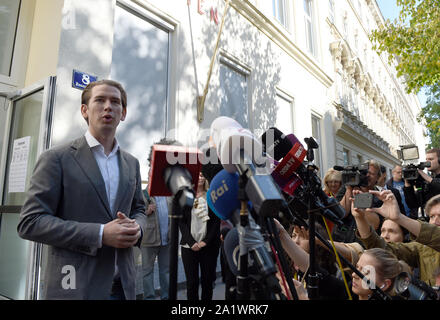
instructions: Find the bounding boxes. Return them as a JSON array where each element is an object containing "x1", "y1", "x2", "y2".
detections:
[
  {"x1": 179, "y1": 196, "x2": 221, "y2": 249},
  {"x1": 403, "y1": 173, "x2": 440, "y2": 210}
]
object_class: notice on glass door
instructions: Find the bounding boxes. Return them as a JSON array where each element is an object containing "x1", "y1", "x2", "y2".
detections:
[{"x1": 8, "y1": 136, "x2": 31, "y2": 193}]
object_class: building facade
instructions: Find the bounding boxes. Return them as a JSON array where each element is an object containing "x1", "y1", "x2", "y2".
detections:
[{"x1": 0, "y1": 0, "x2": 426, "y2": 299}]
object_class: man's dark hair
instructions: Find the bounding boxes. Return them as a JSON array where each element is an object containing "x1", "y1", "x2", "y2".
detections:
[
  {"x1": 380, "y1": 165, "x2": 386, "y2": 174},
  {"x1": 81, "y1": 79, "x2": 127, "y2": 110},
  {"x1": 147, "y1": 138, "x2": 183, "y2": 164},
  {"x1": 426, "y1": 148, "x2": 440, "y2": 159}
]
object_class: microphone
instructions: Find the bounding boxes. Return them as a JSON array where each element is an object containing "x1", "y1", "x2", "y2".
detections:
[
  {"x1": 207, "y1": 169, "x2": 241, "y2": 221},
  {"x1": 148, "y1": 144, "x2": 202, "y2": 209},
  {"x1": 210, "y1": 117, "x2": 283, "y2": 218},
  {"x1": 261, "y1": 128, "x2": 345, "y2": 225},
  {"x1": 223, "y1": 227, "x2": 281, "y2": 296},
  {"x1": 206, "y1": 169, "x2": 279, "y2": 280},
  {"x1": 148, "y1": 143, "x2": 202, "y2": 301},
  {"x1": 148, "y1": 144, "x2": 202, "y2": 196}
]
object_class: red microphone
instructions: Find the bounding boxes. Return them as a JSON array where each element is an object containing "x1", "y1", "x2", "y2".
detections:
[
  {"x1": 148, "y1": 144, "x2": 203, "y2": 197},
  {"x1": 272, "y1": 141, "x2": 307, "y2": 182}
]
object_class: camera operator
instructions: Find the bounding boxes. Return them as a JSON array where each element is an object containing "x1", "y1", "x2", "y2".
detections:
[
  {"x1": 387, "y1": 165, "x2": 417, "y2": 219},
  {"x1": 353, "y1": 191, "x2": 440, "y2": 286},
  {"x1": 404, "y1": 148, "x2": 440, "y2": 216},
  {"x1": 332, "y1": 160, "x2": 384, "y2": 243},
  {"x1": 333, "y1": 160, "x2": 406, "y2": 244}
]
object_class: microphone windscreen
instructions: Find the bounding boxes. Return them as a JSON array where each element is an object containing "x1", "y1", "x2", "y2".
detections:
[
  {"x1": 333, "y1": 166, "x2": 344, "y2": 171},
  {"x1": 207, "y1": 169, "x2": 241, "y2": 220},
  {"x1": 223, "y1": 227, "x2": 239, "y2": 276},
  {"x1": 285, "y1": 134, "x2": 303, "y2": 149},
  {"x1": 210, "y1": 116, "x2": 263, "y2": 173},
  {"x1": 148, "y1": 144, "x2": 202, "y2": 196},
  {"x1": 261, "y1": 127, "x2": 293, "y2": 161}
]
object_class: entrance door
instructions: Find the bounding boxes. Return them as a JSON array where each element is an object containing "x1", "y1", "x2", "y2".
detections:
[{"x1": 0, "y1": 77, "x2": 56, "y2": 300}]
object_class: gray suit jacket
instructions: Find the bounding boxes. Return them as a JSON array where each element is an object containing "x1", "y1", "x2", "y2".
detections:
[{"x1": 17, "y1": 136, "x2": 146, "y2": 300}]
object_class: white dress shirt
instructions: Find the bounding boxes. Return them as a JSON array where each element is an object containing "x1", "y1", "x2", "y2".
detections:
[{"x1": 84, "y1": 130, "x2": 120, "y2": 247}]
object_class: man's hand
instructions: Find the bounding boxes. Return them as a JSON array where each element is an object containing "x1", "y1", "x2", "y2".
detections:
[
  {"x1": 146, "y1": 203, "x2": 156, "y2": 215},
  {"x1": 191, "y1": 243, "x2": 201, "y2": 251},
  {"x1": 198, "y1": 241, "x2": 207, "y2": 249},
  {"x1": 418, "y1": 169, "x2": 433, "y2": 183},
  {"x1": 102, "y1": 212, "x2": 141, "y2": 248}
]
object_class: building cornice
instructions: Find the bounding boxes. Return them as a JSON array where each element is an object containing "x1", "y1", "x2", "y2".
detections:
[
  {"x1": 230, "y1": 0, "x2": 333, "y2": 88},
  {"x1": 333, "y1": 103, "x2": 399, "y2": 162}
]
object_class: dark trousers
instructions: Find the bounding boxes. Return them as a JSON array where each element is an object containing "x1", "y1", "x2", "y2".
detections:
[
  {"x1": 181, "y1": 245, "x2": 220, "y2": 300},
  {"x1": 109, "y1": 278, "x2": 126, "y2": 300}
]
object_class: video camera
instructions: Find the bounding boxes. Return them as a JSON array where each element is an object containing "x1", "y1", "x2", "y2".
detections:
[
  {"x1": 334, "y1": 162, "x2": 369, "y2": 187},
  {"x1": 394, "y1": 272, "x2": 439, "y2": 300},
  {"x1": 397, "y1": 145, "x2": 430, "y2": 181}
]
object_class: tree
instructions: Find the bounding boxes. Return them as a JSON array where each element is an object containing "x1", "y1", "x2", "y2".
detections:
[
  {"x1": 370, "y1": 0, "x2": 440, "y2": 149},
  {"x1": 370, "y1": 0, "x2": 440, "y2": 93},
  {"x1": 417, "y1": 84, "x2": 440, "y2": 149}
]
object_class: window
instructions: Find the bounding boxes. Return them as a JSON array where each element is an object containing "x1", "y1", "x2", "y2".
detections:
[
  {"x1": 219, "y1": 55, "x2": 249, "y2": 128},
  {"x1": 343, "y1": 148, "x2": 350, "y2": 166},
  {"x1": 275, "y1": 91, "x2": 294, "y2": 135},
  {"x1": 0, "y1": 0, "x2": 21, "y2": 76},
  {"x1": 272, "y1": 0, "x2": 289, "y2": 30},
  {"x1": 328, "y1": 0, "x2": 335, "y2": 23},
  {"x1": 357, "y1": 154, "x2": 363, "y2": 165},
  {"x1": 311, "y1": 115, "x2": 323, "y2": 176},
  {"x1": 110, "y1": 2, "x2": 173, "y2": 179},
  {"x1": 343, "y1": 14, "x2": 348, "y2": 39},
  {"x1": 303, "y1": 0, "x2": 316, "y2": 56}
]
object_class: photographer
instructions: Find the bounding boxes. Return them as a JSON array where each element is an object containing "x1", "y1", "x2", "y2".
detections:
[
  {"x1": 352, "y1": 190, "x2": 440, "y2": 286},
  {"x1": 404, "y1": 148, "x2": 440, "y2": 215}
]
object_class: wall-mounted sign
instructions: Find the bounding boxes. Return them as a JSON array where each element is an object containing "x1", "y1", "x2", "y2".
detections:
[
  {"x1": 8, "y1": 136, "x2": 31, "y2": 193},
  {"x1": 72, "y1": 70, "x2": 98, "y2": 90}
]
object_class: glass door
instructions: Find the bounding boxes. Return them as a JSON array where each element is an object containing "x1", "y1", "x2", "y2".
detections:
[{"x1": 0, "y1": 77, "x2": 56, "y2": 300}]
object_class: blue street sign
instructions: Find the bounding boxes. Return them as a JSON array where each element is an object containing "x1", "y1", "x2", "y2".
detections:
[{"x1": 72, "y1": 70, "x2": 98, "y2": 90}]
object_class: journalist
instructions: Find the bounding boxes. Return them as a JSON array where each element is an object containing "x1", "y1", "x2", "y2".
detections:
[
  {"x1": 404, "y1": 148, "x2": 440, "y2": 214},
  {"x1": 332, "y1": 160, "x2": 382, "y2": 243},
  {"x1": 352, "y1": 190, "x2": 440, "y2": 286}
]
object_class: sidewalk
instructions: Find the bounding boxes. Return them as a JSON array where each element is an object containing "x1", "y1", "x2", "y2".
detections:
[{"x1": 135, "y1": 247, "x2": 226, "y2": 300}]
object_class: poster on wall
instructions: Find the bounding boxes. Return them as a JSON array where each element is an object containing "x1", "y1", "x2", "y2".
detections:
[{"x1": 8, "y1": 136, "x2": 31, "y2": 193}]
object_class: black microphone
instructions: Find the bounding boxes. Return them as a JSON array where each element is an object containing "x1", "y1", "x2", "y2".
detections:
[
  {"x1": 261, "y1": 127, "x2": 345, "y2": 225},
  {"x1": 223, "y1": 224, "x2": 282, "y2": 297}
]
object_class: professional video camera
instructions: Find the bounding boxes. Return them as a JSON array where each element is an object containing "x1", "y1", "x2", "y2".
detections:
[
  {"x1": 394, "y1": 272, "x2": 439, "y2": 300},
  {"x1": 334, "y1": 162, "x2": 369, "y2": 187},
  {"x1": 397, "y1": 144, "x2": 431, "y2": 181}
]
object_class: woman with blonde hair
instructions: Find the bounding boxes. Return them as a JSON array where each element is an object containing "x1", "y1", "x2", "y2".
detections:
[{"x1": 323, "y1": 168, "x2": 342, "y2": 197}]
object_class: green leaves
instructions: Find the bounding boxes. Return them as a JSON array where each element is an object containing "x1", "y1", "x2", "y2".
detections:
[
  {"x1": 370, "y1": 0, "x2": 440, "y2": 93},
  {"x1": 371, "y1": 1, "x2": 440, "y2": 148}
]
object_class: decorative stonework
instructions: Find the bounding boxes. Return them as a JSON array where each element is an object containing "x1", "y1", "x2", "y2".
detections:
[{"x1": 334, "y1": 103, "x2": 392, "y2": 155}]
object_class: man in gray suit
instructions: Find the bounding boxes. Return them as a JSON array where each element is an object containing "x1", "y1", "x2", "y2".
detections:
[{"x1": 17, "y1": 79, "x2": 146, "y2": 300}]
